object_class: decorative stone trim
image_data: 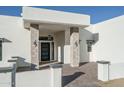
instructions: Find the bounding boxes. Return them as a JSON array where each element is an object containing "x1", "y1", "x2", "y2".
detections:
[{"x1": 65, "y1": 28, "x2": 70, "y2": 45}]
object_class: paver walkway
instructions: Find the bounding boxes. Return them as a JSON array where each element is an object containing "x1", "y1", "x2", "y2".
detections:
[
  {"x1": 100, "y1": 78, "x2": 124, "y2": 87},
  {"x1": 62, "y1": 62, "x2": 102, "y2": 87}
]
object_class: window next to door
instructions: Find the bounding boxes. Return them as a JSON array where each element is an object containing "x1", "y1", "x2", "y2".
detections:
[{"x1": 0, "y1": 41, "x2": 2, "y2": 61}]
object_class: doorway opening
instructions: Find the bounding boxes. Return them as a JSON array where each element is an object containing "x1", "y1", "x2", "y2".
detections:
[
  {"x1": 41, "y1": 42, "x2": 50, "y2": 61},
  {"x1": 39, "y1": 37, "x2": 54, "y2": 62}
]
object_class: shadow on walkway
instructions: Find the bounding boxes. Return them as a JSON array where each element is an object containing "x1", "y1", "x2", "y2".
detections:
[
  {"x1": 79, "y1": 62, "x2": 89, "y2": 67},
  {"x1": 62, "y1": 72, "x2": 85, "y2": 86}
]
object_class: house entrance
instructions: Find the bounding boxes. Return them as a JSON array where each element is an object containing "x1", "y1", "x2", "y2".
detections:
[
  {"x1": 39, "y1": 36, "x2": 54, "y2": 62},
  {"x1": 41, "y1": 42, "x2": 50, "y2": 61}
]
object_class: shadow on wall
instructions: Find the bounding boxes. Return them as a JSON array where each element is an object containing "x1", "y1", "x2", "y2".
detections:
[
  {"x1": 14, "y1": 57, "x2": 36, "y2": 72},
  {"x1": 62, "y1": 72, "x2": 85, "y2": 86},
  {"x1": 17, "y1": 57, "x2": 31, "y2": 67},
  {"x1": 93, "y1": 33, "x2": 99, "y2": 44},
  {"x1": 8, "y1": 56, "x2": 31, "y2": 69},
  {"x1": 0, "y1": 38, "x2": 33, "y2": 70},
  {"x1": 80, "y1": 29, "x2": 92, "y2": 62},
  {"x1": 80, "y1": 28, "x2": 99, "y2": 62},
  {"x1": 0, "y1": 38, "x2": 12, "y2": 43}
]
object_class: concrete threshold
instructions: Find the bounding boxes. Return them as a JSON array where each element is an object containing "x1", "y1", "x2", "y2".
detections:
[{"x1": 39, "y1": 61, "x2": 62, "y2": 68}]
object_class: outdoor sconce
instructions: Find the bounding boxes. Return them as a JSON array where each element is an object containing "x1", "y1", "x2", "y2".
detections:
[
  {"x1": 86, "y1": 40, "x2": 95, "y2": 52},
  {"x1": 75, "y1": 41, "x2": 78, "y2": 47},
  {"x1": 48, "y1": 35, "x2": 52, "y2": 40},
  {"x1": 34, "y1": 40, "x2": 37, "y2": 47}
]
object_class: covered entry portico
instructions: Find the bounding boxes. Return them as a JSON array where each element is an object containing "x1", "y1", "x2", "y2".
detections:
[
  {"x1": 22, "y1": 7, "x2": 90, "y2": 69},
  {"x1": 27, "y1": 23, "x2": 83, "y2": 69}
]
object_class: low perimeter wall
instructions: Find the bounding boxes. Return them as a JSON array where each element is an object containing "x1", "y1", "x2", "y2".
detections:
[
  {"x1": 109, "y1": 63, "x2": 124, "y2": 80},
  {"x1": 0, "y1": 63, "x2": 62, "y2": 87},
  {"x1": 98, "y1": 61, "x2": 124, "y2": 81}
]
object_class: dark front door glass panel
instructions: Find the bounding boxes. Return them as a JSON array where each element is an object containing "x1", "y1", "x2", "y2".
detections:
[
  {"x1": 41, "y1": 43, "x2": 50, "y2": 61},
  {"x1": 0, "y1": 41, "x2": 2, "y2": 61}
]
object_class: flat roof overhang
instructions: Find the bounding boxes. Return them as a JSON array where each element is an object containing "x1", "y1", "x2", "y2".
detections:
[{"x1": 22, "y1": 7, "x2": 90, "y2": 28}]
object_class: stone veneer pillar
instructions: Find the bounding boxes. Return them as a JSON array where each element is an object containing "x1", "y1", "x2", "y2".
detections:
[
  {"x1": 30, "y1": 24, "x2": 39, "y2": 69},
  {"x1": 65, "y1": 28, "x2": 70, "y2": 45},
  {"x1": 70, "y1": 27, "x2": 80, "y2": 67}
]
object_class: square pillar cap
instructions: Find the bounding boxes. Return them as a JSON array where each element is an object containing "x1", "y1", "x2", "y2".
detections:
[
  {"x1": 50, "y1": 64, "x2": 62, "y2": 69},
  {"x1": 97, "y1": 60, "x2": 110, "y2": 64},
  {"x1": 0, "y1": 62, "x2": 16, "y2": 71}
]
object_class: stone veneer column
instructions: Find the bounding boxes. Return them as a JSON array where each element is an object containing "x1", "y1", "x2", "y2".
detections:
[
  {"x1": 65, "y1": 28, "x2": 70, "y2": 45},
  {"x1": 70, "y1": 27, "x2": 80, "y2": 67},
  {"x1": 30, "y1": 24, "x2": 39, "y2": 69}
]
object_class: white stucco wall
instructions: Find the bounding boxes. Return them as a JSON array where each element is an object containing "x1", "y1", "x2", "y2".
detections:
[
  {"x1": 79, "y1": 27, "x2": 93, "y2": 62},
  {"x1": 92, "y1": 15, "x2": 124, "y2": 64},
  {"x1": 0, "y1": 15, "x2": 31, "y2": 67},
  {"x1": 0, "y1": 68, "x2": 61, "y2": 87},
  {"x1": 22, "y1": 7, "x2": 90, "y2": 26},
  {"x1": 16, "y1": 69, "x2": 51, "y2": 87},
  {"x1": 93, "y1": 15, "x2": 124, "y2": 81},
  {"x1": 0, "y1": 63, "x2": 62, "y2": 87},
  {"x1": 109, "y1": 63, "x2": 124, "y2": 80}
]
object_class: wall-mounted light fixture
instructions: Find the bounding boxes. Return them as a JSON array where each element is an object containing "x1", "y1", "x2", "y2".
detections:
[
  {"x1": 34, "y1": 40, "x2": 37, "y2": 47},
  {"x1": 48, "y1": 35, "x2": 53, "y2": 40},
  {"x1": 75, "y1": 41, "x2": 79, "y2": 47},
  {"x1": 86, "y1": 40, "x2": 95, "y2": 52}
]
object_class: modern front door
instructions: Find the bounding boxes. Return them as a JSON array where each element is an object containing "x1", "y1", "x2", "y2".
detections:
[{"x1": 41, "y1": 42, "x2": 50, "y2": 61}]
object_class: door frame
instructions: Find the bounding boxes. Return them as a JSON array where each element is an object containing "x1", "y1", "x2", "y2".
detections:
[
  {"x1": 39, "y1": 40, "x2": 54, "y2": 62},
  {"x1": 41, "y1": 42, "x2": 50, "y2": 61}
]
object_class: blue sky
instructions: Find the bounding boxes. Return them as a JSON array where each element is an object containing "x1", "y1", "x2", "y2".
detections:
[{"x1": 0, "y1": 6, "x2": 124, "y2": 24}]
